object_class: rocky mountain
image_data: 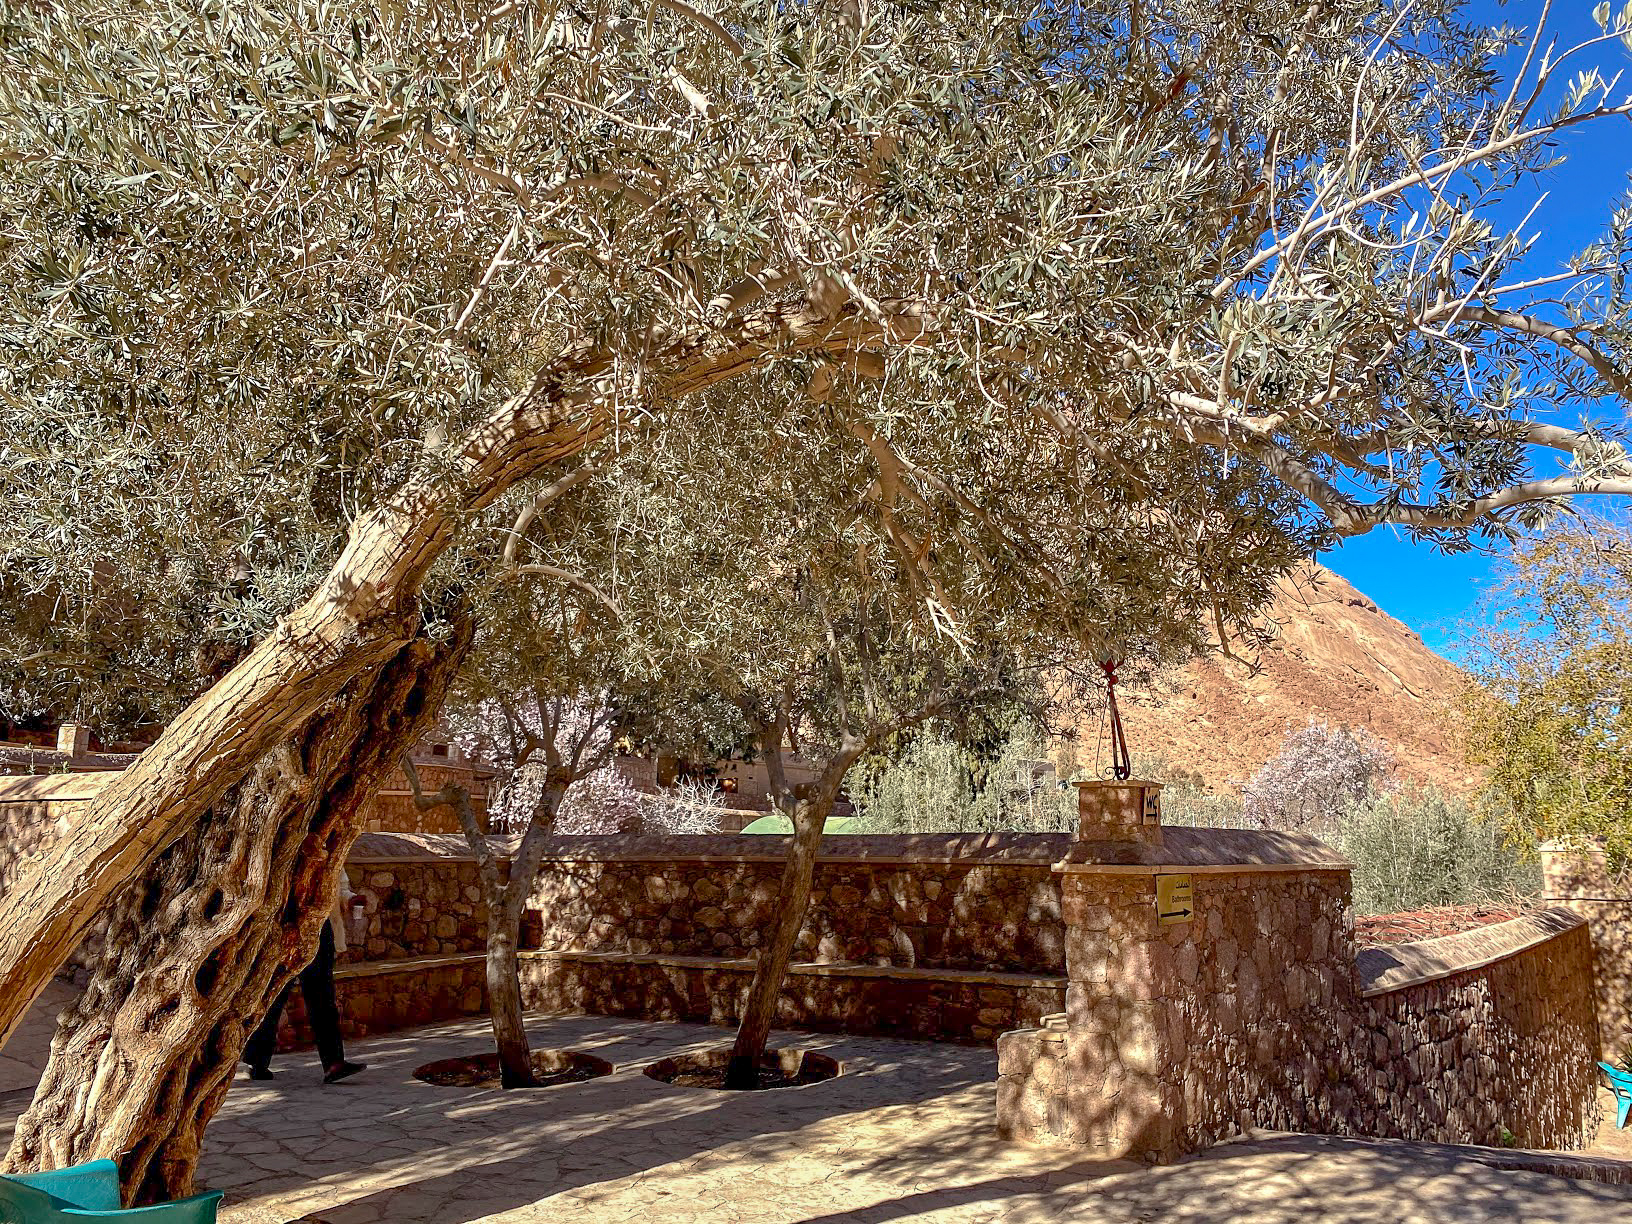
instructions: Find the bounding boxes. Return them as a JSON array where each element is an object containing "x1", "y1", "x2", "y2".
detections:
[{"x1": 1089, "y1": 564, "x2": 1477, "y2": 795}]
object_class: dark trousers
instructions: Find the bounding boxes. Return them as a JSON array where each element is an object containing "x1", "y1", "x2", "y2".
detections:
[{"x1": 244, "y1": 921, "x2": 345, "y2": 1070}]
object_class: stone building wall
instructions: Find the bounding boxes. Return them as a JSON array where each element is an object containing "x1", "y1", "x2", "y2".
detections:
[
  {"x1": 0, "y1": 748, "x2": 487, "y2": 870},
  {"x1": 360, "y1": 758, "x2": 492, "y2": 835},
  {"x1": 1541, "y1": 838, "x2": 1632, "y2": 1058},
  {"x1": 528, "y1": 833, "x2": 1069, "y2": 974}
]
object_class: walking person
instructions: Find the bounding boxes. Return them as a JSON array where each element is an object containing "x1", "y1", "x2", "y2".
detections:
[{"x1": 243, "y1": 874, "x2": 368, "y2": 1084}]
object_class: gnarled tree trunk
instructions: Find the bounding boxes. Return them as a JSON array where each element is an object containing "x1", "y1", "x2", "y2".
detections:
[
  {"x1": 0, "y1": 299, "x2": 894, "y2": 1053},
  {"x1": 4, "y1": 620, "x2": 470, "y2": 1205},
  {"x1": 0, "y1": 393, "x2": 602, "y2": 1051}
]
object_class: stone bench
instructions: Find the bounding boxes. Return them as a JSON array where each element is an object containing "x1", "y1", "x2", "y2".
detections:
[
  {"x1": 276, "y1": 948, "x2": 1065, "y2": 1049},
  {"x1": 517, "y1": 949, "x2": 1065, "y2": 1044}
]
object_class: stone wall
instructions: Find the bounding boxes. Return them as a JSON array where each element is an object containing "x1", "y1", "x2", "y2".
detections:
[
  {"x1": 997, "y1": 847, "x2": 1356, "y2": 1160},
  {"x1": 1164, "y1": 869, "x2": 1355, "y2": 1150},
  {"x1": 519, "y1": 952, "x2": 1063, "y2": 1044},
  {"x1": 279, "y1": 956, "x2": 490, "y2": 1049},
  {"x1": 0, "y1": 772, "x2": 117, "y2": 897},
  {"x1": 342, "y1": 851, "x2": 492, "y2": 963},
  {"x1": 1351, "y1": 910, "x2": 1600, "y2": 1149},
  {"x1": 361, "y1": 758, "x2": 492, "y2": 835},
  {"x1": 529, "y1": 833, "x2": 1069, "y2": 973},
  {"x1": 0, "y1": 749, "x2": 489, "y2": 876},
  {"x1": 513, "y1": 833, "x2": 1069, "y2": 1045},
  {"x1": 994, "y1": 783, "x2": 1604, "y2": 1162}
]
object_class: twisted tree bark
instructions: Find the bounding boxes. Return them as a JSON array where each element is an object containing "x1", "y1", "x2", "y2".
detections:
[{"x1": 4, "y1": 619, "x2": 470, "y2": 1204}]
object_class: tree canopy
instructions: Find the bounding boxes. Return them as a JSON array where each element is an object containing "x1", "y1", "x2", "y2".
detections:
[{"x1": 4, "y1": 0, "x2": 1631, "y2": 733}]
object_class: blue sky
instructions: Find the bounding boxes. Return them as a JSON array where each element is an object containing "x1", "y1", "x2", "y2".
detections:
[{"x1": 1320, "y1": 0, "x2": 1632, "y2": 658}]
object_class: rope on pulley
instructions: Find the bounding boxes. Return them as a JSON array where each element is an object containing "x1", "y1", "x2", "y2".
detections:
[{"x1": 1102, "y1": 658, "x2": 1131, "y2": 781}]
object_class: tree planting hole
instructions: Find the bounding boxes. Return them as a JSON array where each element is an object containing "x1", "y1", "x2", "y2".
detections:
[
  {"x1": 412, "y1": 1049, "x2": 613, "y2": 1090},
  {"x1": 643, "y1": 1049, "x2": 842, "y2": 1091}
]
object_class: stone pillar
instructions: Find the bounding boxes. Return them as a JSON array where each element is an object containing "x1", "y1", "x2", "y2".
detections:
[
  {"x1": 998, "y1": 779, "x2": 1182, "y2": 1161},
  {"x1": 55, "y1": 722, "x2": 91, "y2": 758},
  {"x1": 1074, "y1": 778, "x2": 1164, "y2": 846},
  {"x1": 1542, "y1": 837, "x2": 1632, "y2": 1057}
]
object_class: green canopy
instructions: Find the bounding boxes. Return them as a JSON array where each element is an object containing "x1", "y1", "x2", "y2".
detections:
[{"x1": 739, "y1": 813, "x2": 865, "y2": 835}]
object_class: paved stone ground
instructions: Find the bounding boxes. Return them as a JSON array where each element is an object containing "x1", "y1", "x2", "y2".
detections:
[{"x1": 5, "y1": 991, "x2": 1632, "y2": 1223}]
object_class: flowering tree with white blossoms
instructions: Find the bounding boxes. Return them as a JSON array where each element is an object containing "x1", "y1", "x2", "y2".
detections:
[{"x1": 1243, "y1": 721, "x2": 1397, "y2": 836}]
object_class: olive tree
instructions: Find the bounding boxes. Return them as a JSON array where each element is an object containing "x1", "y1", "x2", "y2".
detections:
[
  {"x1": 417, "y1": 573, "x2": 636, "y2": 1090},
  {"x1": 568, "y1": 370, "x2": 1309, "y2": 1087},
  {"x1": 3, "y1": 0, "x2": 1632, "y2": 1172}
]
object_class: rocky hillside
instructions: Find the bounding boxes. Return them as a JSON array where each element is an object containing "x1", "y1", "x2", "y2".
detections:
[{"x1": 1089, "y1": 565, "x2": 1477, "y2": 795}]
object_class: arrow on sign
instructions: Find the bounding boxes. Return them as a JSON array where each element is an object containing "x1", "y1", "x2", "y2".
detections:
[{"x1": 1159, "y1": 908, "x2": 1192, "y2": 921}]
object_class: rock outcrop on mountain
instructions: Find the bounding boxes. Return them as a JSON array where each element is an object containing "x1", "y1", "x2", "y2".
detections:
[{"x1": 1089, "y1": 564, "x2": 1476, "y2": 794}]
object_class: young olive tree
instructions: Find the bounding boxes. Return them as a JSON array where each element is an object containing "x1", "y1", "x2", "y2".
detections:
[
  {"x1": 411, "y1": 691, "x2": 621, "y2": 1089},
  {"x1": 5, "y1": 0, "x2": 1632, "y2": 1083},
  {"x1": 422, "y1": 570, "x2": 641, "y2": 1090},
  {"x1": 719, "y1": 629, "x2": 1031, "y2": 1088}
]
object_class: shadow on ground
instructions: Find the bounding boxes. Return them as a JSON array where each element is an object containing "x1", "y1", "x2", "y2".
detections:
[{"x1": 8, "y1": 998, "x2": 1632, "y2": 1224}]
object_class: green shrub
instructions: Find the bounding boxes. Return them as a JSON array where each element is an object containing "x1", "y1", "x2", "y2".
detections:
[
  {"x1": 852, "y1": 726, "x2": 1073, "y2": 833},
  {"x1": 1338, "y1": 786, "x2": 1539, "y2": 915}
]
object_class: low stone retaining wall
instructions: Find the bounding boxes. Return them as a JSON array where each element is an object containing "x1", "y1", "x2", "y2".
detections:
[
  {"x1": 0, "y1": 772, "x2": 116, "y2": 897},
  {"x1": 343, "y1": 834, "x2": 506, "y2": 963},
  {"x1": 998, "y1": 902, "x2": 1600, "y2": 1158},
  {"x1": 1350, "y1": 909, "x2": 1600, "y2": 1149},
  {"x1": 996, "y1": 837, "x2": 1356, "y2": 1159},
  {"x1": 278, "y1": 954, "x2": 490, "y2": 1050},
  {"x1": 529, "y1": 833, "x2": 1069, "y2": 974},
  {"x1": 274, "y1": 832, "x2": 1073, "y2": 1050}
]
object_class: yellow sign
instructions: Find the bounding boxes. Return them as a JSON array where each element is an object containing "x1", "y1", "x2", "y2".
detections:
[{"x1": 1156, "y1": 874, "x2": 1194, "y2": 926}]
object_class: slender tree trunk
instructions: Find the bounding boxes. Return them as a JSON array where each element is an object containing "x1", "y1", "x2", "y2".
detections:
[
  {"x1": 725, "y1": 794, "x2": 833, "y2": 1090},
  {"x1": 451, "y1": 784, "x2": 566, "y2": 1089},
  {"x1": 484, "y1": 917, "x2": 533, "y2": 1087},
  {"x1": 4, "y1": 622, "x2": 469, "y2": 1204}
]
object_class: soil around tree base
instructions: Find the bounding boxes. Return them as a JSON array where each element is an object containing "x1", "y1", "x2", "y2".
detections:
[
  {"x1": 643, "y1": 1047, "x2": 842, "y2": 1091},
  {"x1": 413, "y1": 1049, "x2": 613, "y2": 1089}
]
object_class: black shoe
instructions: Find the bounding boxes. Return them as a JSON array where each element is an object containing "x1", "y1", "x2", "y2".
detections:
[
  {"x1": 246, "y1": 1065, "x2": 274, "y2": 1081},
  {"x1": 323, "y1": 1060, "x2": 366, "y2": 1084}
]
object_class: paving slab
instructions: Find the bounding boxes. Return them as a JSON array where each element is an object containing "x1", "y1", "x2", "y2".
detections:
[{"x1": 3, "y1": 988, "x2": 1631, "y2": 1222}]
